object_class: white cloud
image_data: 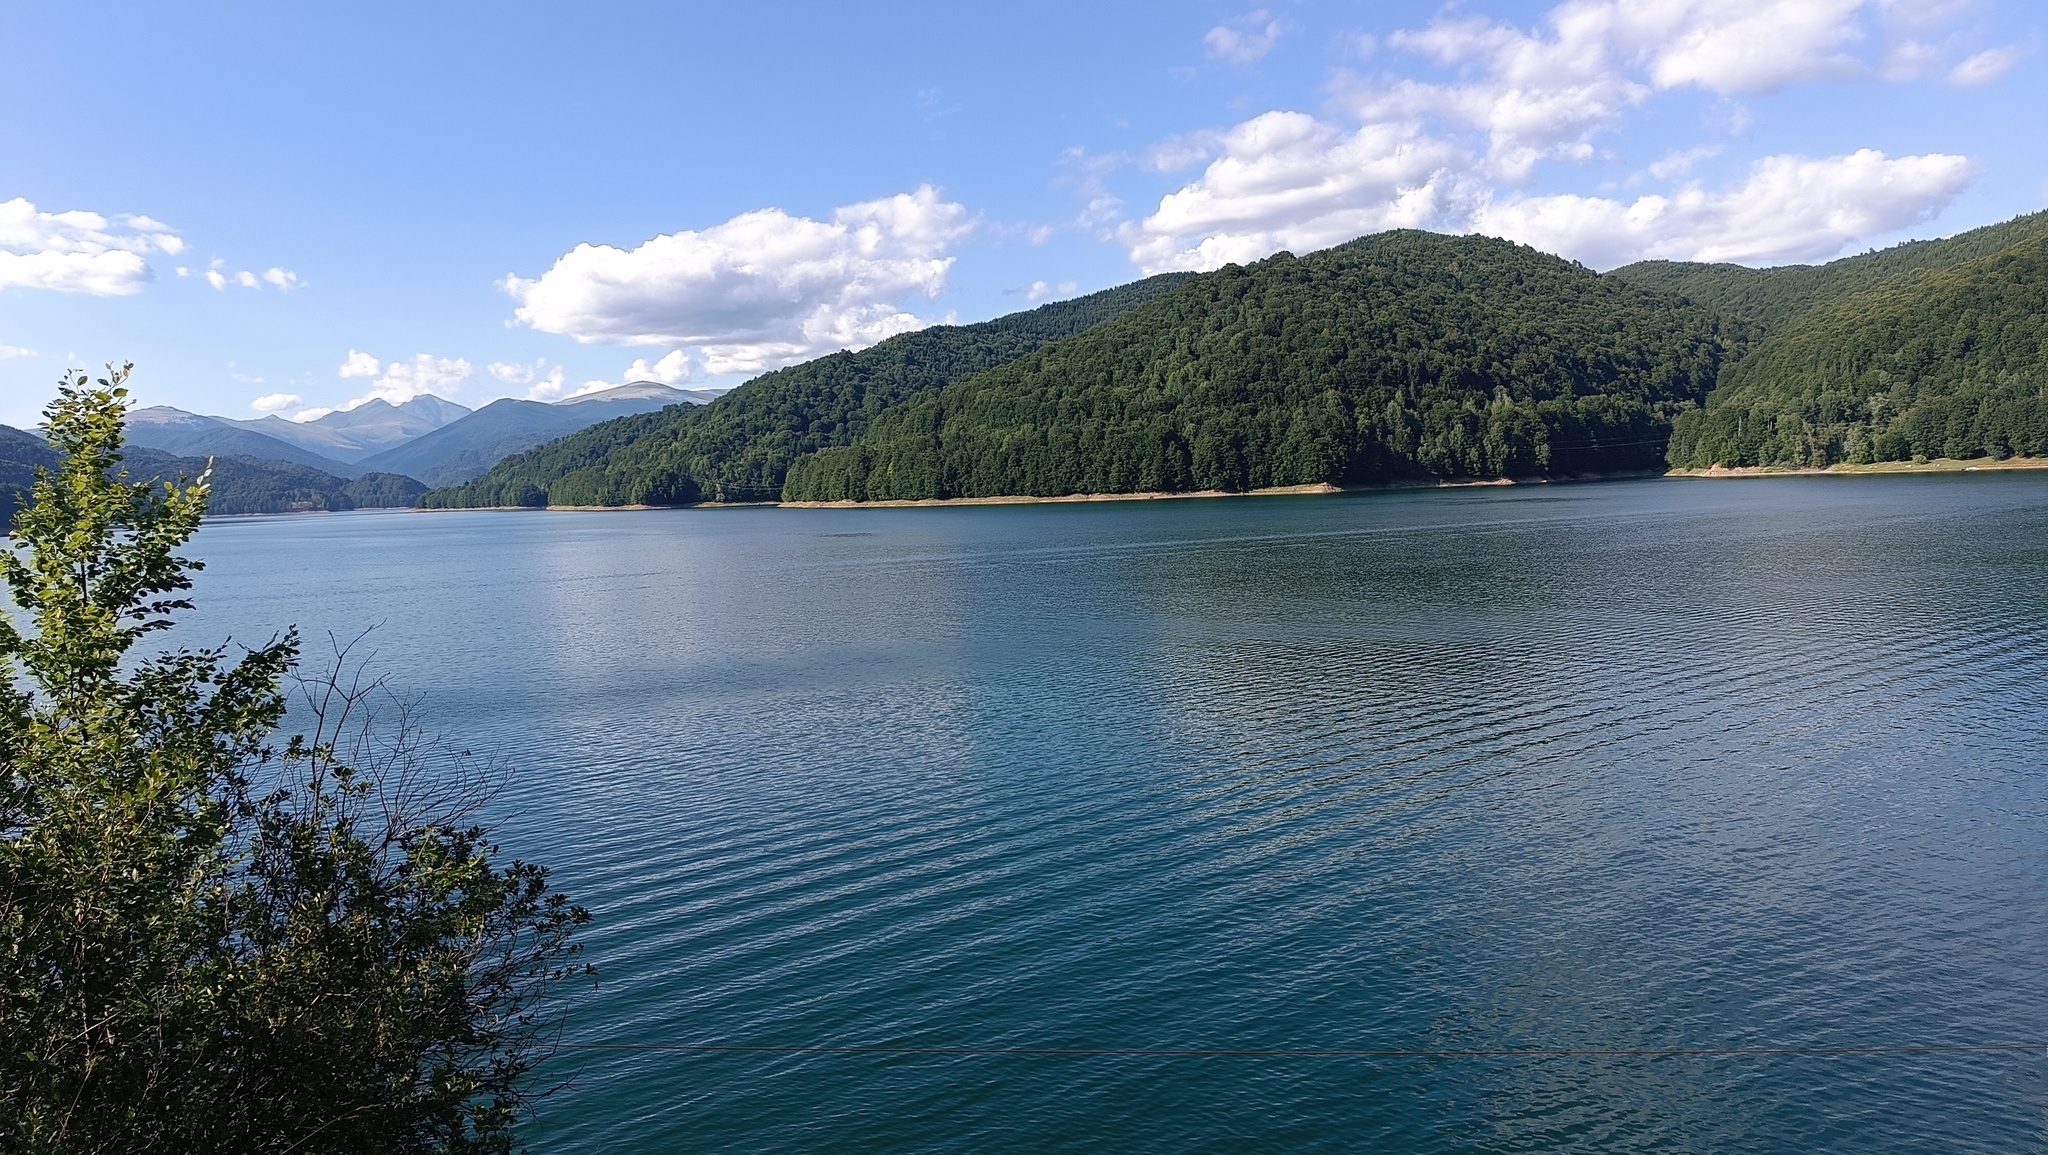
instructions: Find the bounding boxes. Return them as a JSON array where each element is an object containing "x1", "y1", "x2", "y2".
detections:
[
  {"x1": 250, "y1": 392, "x2": 303, "y2": 413},
  {"x1": 1949, "y1": 45, "x2": 2026, "y2": 86},
  {"x1": 623, "y1": 349, "x2": 693, "y2": 384},
  {"x1": 1646, "y1": 144, "x2": 1722, "y2": 179},
  {"x1": 330, "y1": 352, "x2": 472, "y2": 408},
  {"x1": 205, "y1": 257, "x2": 299, "y2": 292},
  {"x1": 1474, "y1": 149, "x2": 1975, "y2": 267},
  {"x1": 487, "y1": 360, "x2": 534, "y2": 384},
  {"x1": 503, "y1": 185, "x2": 973, "y2": 375},
  {"x1": 1642, "y1": 0, "x2": 1871, "y2": 92},
  {"x1": 0, "y1": 197, "x2": 184, "y2": 296},
  {"x1": 1025, "y1": 280, "x2": 1080, "y2": 302},
  {"x1": 525, "y1": 367, "x2": 569, "y2": 401},
  {"x1": 1206, "y1": 10, "x2": 1285, "y2": 65},
  {"x1": 0, "y1": 342, "x2": 35, "y2": 359},
  {"x1": 1116, "y1": 0, "x2": 1991, "y2": 274},
  {"x1": 524, "y1": 370, "x2": 623, "y2": 403},
  {"x1": 1128, "y1": 112, "x2": 1468, "y2": 273},
  {"x1": 339, "y1": 350, "x2": 382, "y2": 378},
  {"x1": 1329, "y1": 0, "x2": 1981, "y2": 179}
]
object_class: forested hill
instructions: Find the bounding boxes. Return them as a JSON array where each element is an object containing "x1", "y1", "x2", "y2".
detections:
[
  {"x1": 1666, "y1": 228, "x2": 2048, "y2": 469},
  {"x1": 782, "y1": 231, "x2": 1728, "y2": 503},
  {"x1": 420, "y1": 273, "x2": 1193, "y2": 508},
  {"x1": 1608, "y1": 210, "x2": 2048, "y2": 336}
]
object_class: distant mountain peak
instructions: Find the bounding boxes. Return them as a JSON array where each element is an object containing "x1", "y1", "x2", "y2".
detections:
[
  {"x1": 126, "y1": 405, "x2": 216, "y2": 427},
  {"x1": 559, "y1": 381, "x2": 687, "y2": 405},
  {"x1": 394, "y1": 393, "x2": 472, "y2": 425}
]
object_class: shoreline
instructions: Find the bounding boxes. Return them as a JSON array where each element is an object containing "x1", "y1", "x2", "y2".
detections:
[
  {"x1": 402, "y1": 460, "x2": 2048, "y2": 516},
  {"x1": 413, "y1": 471, "x2": 1666, "y2": 514},
  {"x1": 1669, "y1": 456, "x2": 2048, "y2": 479}
]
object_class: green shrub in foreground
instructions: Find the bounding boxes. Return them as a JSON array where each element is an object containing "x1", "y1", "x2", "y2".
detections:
[{"x1": 0, "y1": 367, "x2": 589, "y2": 1154}]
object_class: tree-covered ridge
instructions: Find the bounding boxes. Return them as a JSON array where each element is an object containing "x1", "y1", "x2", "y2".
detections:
[
  {"x1": 1608, "y1": 210, "x2": 2048, "y2": 336},
  {"x1": 420, "y1": 273, "x2": 1194, "y2": 508},
  {"x1": 783, "y1": 231, "x2": 1729, "y2": 502},
  {"x1": 1667, "y1": 231, "x2": 2048, "y2": 469}
]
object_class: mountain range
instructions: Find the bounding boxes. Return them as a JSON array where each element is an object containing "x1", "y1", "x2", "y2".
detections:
[
  {"x1": 18, "y1": 210, "x2": 2047, "y2": 524},
  {"x1": 123, "y1": 382, "x2": 722, "y2": 488},
  {"x1": 0, "y1": 422, "x2": 428, "y2": 525}
]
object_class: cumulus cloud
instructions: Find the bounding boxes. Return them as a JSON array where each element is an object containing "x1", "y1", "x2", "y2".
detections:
[
  {"x1": 205, "y1": 258, "x2": 300, "y2": 291},
  {"x1": 250, "y1": 392, "x2": 303, "y2": 414},
  {"x1": 1474, "y1": 149, "x2": 1975, "y2": 267},
  {"x1": 329, "y1": 351, "x2": 471, "y2": 409},
  {"x1": 483, "y1": 358, "x2": 602, "y2": 401},
  {"x1": 1117, "y1": 0, "x2": 1992, "y2": 273},
  {"x1": 0, "y1": 197, "x2": 184, "y2": 296},
  {"x1": 1340, "y1": 0, "x2": 1900, "y2": 177},
  {"x1": 1128, "y1": 112, "x2": 1468, "y2": 272},
  {"x1": 339, "y1": 350, "x2": 382, "y2": 378},
  {"x1": 623, "y1": 350, "x2": 693, "y2": 384},
  {"x1": 1206, "y1": 10, "x2": 1285, "y2": 65},
  {"x1": 1025, "y1": 280, "x2": 1079, "y2": 302},
  {"x1": 0, "y1": 342, "x2": 35, "y2": 359},
  {"x1": 1949, "y1": 45, "x2": 2027, "y2": 86},
  {"x1": 525, "y1": 367, "x2": 572, "y2": 401},
  {"x1": 503, "y1": 185, "x2": 973, "y2": 375}
]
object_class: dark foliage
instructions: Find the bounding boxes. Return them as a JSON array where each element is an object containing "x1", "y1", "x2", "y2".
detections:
[
  {"x1": 342, "y1": 470, "x2": 431, "y2": 508},
  {"x1": 0, "y1": 424, "x2": 57, "y2": 528},
  {"x1": 1667, "y1": 231, "x2": 2048, "y2": 468},
  {"x1": 420, "y1": 274, "x2": 1194, "y2": 508},
  {"x1": 1608, "y1": 209, "x2": 2048, "y2": 336},
  {"x1": 783, "y1": 231, "x2": 1728, "y2": 501}
]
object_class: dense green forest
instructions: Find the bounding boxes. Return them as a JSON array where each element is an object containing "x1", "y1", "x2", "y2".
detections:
[
  {"x1": 119, "y1": 448, "x2": 427, "y2": 515},
  {"x1": 1608, "y1": 210, "x2": 2048, "y2": 335},
  {"x1": 421, "y1": 273, "x2": 1193, "y2": 508},
  {"x1": 0, "y1": 423, "x2": 51, "y2": 527},
  {"x1": 1664, "y1": 227, "x2": 2048, "y2": 468},
  {"x1": 415, "y1": 210, "x2": 2048, "y2": 499},
  {"x1": 783, "y1": 232, "x2": 1727, "y2": 502}
]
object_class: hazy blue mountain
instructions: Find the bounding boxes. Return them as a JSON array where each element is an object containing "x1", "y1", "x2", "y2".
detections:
[
  {"x1": 123, "y1": 406, "x2": 364, "y2": 476},
  {"x1": 0, "y1": 422, "x2": 58, "y2": 528},
  {"x1": 2, "y1": 423, "x2": 426, "y2": 523},
  {"x1": 219, "y1": 395, "x2": 473, "y2": 462},
  {"x1": 356, "y1": 382, "x2": 711, "y2": 487}
]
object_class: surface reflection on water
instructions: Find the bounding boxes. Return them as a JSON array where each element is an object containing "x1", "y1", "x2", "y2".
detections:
[{"x1": 176, "y1": 476, "x2": 2048, "y2": 1153}]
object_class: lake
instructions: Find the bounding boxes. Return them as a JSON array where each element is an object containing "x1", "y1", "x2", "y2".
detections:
[{"x1": 173, "y1": 476, "x2": 2048, "y2": 1153}]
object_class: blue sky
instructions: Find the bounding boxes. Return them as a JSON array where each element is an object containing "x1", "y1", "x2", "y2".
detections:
[{"x1": 1, "y1": 0, "x2": 2042, "y2": 428}]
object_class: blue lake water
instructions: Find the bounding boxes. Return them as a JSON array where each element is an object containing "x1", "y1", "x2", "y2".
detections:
[{"x1": 173, "y1": 476, "x2": 2048, "y2": 1153}]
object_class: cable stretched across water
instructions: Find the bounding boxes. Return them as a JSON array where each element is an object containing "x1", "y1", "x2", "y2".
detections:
[{"x1": 552, "y1": 1041, "x2": 2048, "y2": 1060}]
